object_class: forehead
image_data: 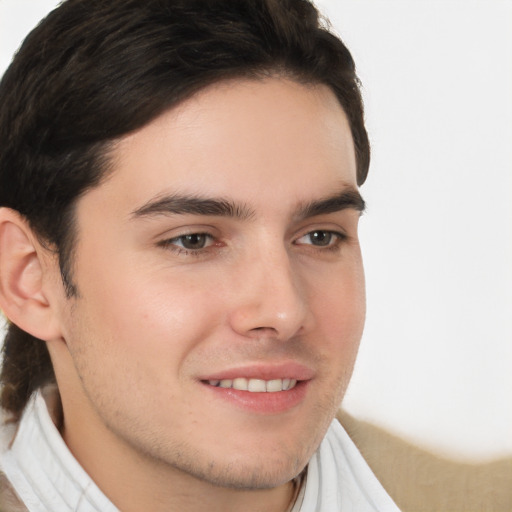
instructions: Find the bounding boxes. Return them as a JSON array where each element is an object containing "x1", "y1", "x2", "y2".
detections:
[{"x1": 91, "y1": 78, "x2": 357, "y2": 215}]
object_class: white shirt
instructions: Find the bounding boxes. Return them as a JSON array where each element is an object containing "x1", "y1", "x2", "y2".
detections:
[
  {"x1": 1, "y1": 391, "x2": 400, "y2": 511},
  {"x1": 291, "y1": 420, "x2": 401, "y2": 511}
]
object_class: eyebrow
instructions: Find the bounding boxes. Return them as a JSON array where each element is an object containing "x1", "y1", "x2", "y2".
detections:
[
  {"x1": 297, "y1": 187, "x2": 366, "y2": 219},
  {"x1": 131, "y1": 194, "x2": 255, "y2": 220},
  {"x1": 130, "y1": 187, "x2": 365, "y2": 221}
]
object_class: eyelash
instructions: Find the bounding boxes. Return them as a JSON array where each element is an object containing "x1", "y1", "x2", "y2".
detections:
[
  {"x1": 295, "y1": 230, "x2": 348, "y2": 252},
  {"x1": 158, "y1": 229, "x2": 348, "y2": 257},
  {"x1": 157, "y1": 233, "x2": 217, "y2": 257}
]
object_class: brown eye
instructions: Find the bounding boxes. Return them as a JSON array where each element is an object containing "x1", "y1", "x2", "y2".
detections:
[
  {"x1": 308, "y1": 230, "x2": 333, "y2": 246},
  {"x1": 178, "y1": 234, "x2": 209, "y2": 249},
  {"x1": 295, "y1": 229, "x2": 346, "y2": 249},
  {"x1": 160, "y1": 233, "x2": 214, "y2": 253}
]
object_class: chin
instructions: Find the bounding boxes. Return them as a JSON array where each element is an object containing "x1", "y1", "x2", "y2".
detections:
[
  {"x1": 145, "y1": 432, "x2": 311, "y2": 491},
  {"x1": 189, "y1": 456, "x2": 307, "y2": 491}
]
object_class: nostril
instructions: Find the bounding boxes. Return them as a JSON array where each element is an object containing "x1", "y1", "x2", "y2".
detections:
[
  {"x1": 228, "y1": 283, "x2": 307, "y2": 340},
  {"x1": 248, "y1": 326, "x2": 279, "y2": 337}
]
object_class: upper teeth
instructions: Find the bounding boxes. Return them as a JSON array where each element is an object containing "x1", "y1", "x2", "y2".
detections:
[{"x1": 207, "y1": 378, "x2": 297, "y2": 392}]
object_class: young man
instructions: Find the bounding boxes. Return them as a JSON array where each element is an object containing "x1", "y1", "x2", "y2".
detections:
[{"x1": 0, "y1": 1, "x2": 400, "y2": 510}]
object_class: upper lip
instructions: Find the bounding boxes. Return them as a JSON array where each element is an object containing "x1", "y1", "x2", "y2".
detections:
[{"x1": 199, "y1": 361, "x2": 315, "y2": 382}]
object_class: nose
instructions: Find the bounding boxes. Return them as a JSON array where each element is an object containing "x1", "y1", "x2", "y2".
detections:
[{"x1": 228, "y1": 246, "x2": 308, "y2": 341}]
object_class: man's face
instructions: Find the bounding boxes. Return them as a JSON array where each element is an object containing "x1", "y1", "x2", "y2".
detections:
[{"x1": 53, "y1": 78, "x2": 366, "y2": 490}]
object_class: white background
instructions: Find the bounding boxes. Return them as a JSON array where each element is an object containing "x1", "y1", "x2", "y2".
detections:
[{"x1": 1, "y1": 0, "x2": 511, "y2": 461}]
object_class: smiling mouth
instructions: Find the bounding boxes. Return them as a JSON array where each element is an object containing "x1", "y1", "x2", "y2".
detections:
[{"x1": 205, "y1": 378, "x2": 298, "y2": 392}]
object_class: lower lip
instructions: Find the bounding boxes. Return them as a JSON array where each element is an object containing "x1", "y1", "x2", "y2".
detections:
[{"x1": 201, "y1": 380, "x2": 309, "y2": 414}]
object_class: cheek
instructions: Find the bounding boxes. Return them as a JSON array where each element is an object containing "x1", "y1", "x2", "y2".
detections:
[
  {"x1": 308, "y1": 260, "x2": 366, "y2": 389},
  {"x1": 70, "y1": 266, "x2": 225, "y2": 376},
  {"x1": 64, "y1": 275, "x2": 224, "y2": 425},
  {"x1": 313, "y1": 260, "x2": 366, "y2": 334}
]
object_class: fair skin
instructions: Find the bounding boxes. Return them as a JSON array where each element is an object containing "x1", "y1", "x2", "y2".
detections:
[{"x1": 0, "y1": 78, "x2": 365, "y2": 511}]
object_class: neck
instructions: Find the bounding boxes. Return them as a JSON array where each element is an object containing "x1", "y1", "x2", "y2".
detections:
[
  {"x1": 64, "y1": 419, "x2": 297, "y2": 512},
  {"x1": 59, "y1": 397, "x2": 298, "y2": 512}
]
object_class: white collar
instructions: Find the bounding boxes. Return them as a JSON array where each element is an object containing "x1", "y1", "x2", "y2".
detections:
[
  {"x1": 0, "y1": 390, "x2": 118, "y2": 511},
  {"x1": 293, "y1": 420, "x2": 401, "y2": 511},
  {"x1": 1, "y1": 390, "x2": 400, "y2": 512}
]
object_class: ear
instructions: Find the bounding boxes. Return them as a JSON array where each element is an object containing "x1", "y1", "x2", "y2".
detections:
[{"x1": 0, "y1": 208, "x2": 63, "y2": 341}]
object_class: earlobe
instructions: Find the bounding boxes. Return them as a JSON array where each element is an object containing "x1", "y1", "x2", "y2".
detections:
[{"x1": 0, "y1": 208, "x2": 62, "y2": 342}]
